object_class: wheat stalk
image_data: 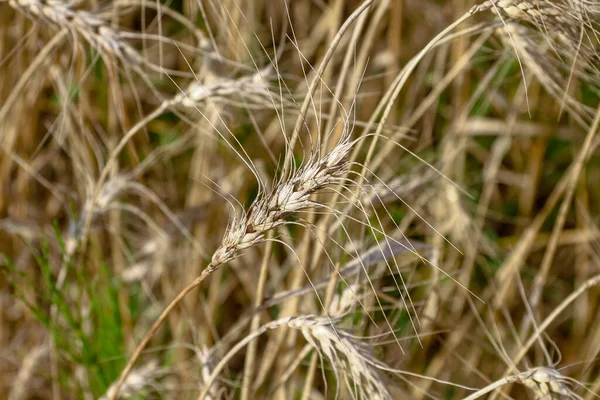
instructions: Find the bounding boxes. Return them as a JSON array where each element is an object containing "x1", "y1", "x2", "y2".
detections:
[
  {"x1": 8, "y1": 345, "x2": 48, "y2": 400},
  {"x1": 109, "y1": 120, "x2": 358, "y2": 399}
]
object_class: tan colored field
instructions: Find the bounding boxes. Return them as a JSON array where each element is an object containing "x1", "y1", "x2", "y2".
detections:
[{"x1": 1, "y1": 1, "x2": 600, "y2": 399}]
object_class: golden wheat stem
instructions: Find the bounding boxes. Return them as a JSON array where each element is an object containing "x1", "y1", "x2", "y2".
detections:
[
  {"x1": 240, "y1": 234, "x2": 273, "y2": 400},
  {"x1": 108, "y1": 265, "x2": 216, "y2": 399},
  {"x1": 197, "y1": 320, "x2": 287, "y2": 400}
]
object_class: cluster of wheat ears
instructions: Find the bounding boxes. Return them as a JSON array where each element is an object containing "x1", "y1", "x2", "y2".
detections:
[{"x1": 1, "y1": 0, "x2": 600, "y2": 399}]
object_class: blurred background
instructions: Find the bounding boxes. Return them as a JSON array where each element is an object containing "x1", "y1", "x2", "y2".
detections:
[{"x1": 1, "y1": 0, "x2": 600, "y2": 398}]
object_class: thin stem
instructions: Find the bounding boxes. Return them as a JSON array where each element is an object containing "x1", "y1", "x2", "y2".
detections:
[
  {"x1": 198, "y1": 319, "x2": 289, "y2": 400},
  {"x1": 0, "y1": 29, "x2": 68, "y2": 124},
  {"x1": 463, "y1": 375, "x2": 519, "y2": 400},
  {"x1": 240, "y1": 235, "x2": 273, "y2": 400},
  {"x1": 109, "y1": 264, "x2": 217, "y2": 399}
]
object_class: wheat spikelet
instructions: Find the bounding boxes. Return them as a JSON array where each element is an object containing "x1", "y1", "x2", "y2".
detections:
[
  {"x1": 520, "y1": 367, "x2": 575, "y2": 399},
  {"x1": 210, "y1": 130, "x2": 355, "y2": 268}
]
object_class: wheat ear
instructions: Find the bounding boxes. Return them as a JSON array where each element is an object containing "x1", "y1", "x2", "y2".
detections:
[
  {"x1": 109, "y1": 124, "x2": 357, "y2": 399},
  {"x1": 198, "y1": 316, "x2": 392, "y2": 400},
  {"x1": 463, "y1": 366, "x2": 583, "y2": 400},
  {"x1": 9, "y1": 0, "x2": 140, "y2": 64}
]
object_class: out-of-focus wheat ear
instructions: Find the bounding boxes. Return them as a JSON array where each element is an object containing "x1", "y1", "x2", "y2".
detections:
[
  {"x1": 101, "y1": 361, "x2": 169, "y2": 400},
  {"x1": 486, "y1": 0, "x2": 600, "y2": 123},
  {"x1": 166, "y1": 69, "x2": 287, "y2": 111},
  {"x1": 103, "y1": 0, "x2": 212, "y2": 51},
  {"x1": 463, "y1": 366, "x2": 588, "y2": 400},
  {"x1": 502, "y1": 22, "x2": 589, "y2": 119},
  {"x1": 9, "y1": 1, "x2": 132, "y2": 61},
  {"x1": 7, "y1": 0, "x2": 195, "y2": 79}
]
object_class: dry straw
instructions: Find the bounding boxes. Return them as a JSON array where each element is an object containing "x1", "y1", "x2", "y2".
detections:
[
  {"x1": 196, "y1": 346, "x2": 225, "y2": 400},
  {"x1": 483, "y1": 0, "x2": 600, "y2": 122},
  {"x1": 5, "y1": 0, "x2": 598, "y2": 398}
]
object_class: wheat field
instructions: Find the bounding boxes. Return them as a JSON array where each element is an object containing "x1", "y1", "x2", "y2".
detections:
[{"x1": 1, "y1": 0, "x2": 600, "y2": 399}]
